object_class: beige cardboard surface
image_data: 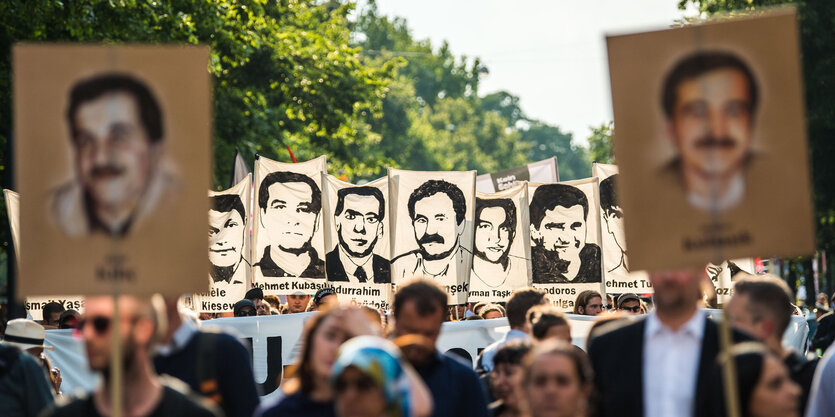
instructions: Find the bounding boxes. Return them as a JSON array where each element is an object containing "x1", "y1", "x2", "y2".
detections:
[
  {"x1": 14, "y1": 44, "x2": 211, "y2": 296},
  {"x1": 607, "y1": 8, "x2": 815, "y2": 271}
]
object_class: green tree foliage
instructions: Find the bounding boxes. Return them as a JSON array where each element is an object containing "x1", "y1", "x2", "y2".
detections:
[{"x1": 588, "y1": 121, "x2": 614, "y2": 165}]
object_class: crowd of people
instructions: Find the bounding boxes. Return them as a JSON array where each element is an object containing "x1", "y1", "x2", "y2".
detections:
[{"x1": 2, "y1": 270, "x2": 835, "y2": 417}]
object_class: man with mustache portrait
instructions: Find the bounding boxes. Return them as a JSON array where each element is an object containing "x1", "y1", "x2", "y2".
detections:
[
  {"x1": 392, "y1": 180, "x2": 470, "y2": 281},
  {"x1": 208, "y1": 194, "x2": 248, "y2": 287},
  {"x1": 661, "y1": 51, "x2": 759, "y2": 212},
  {"x1": 326, "y1": 186, "x2": 391, "y2": 283},
  {"x1": 51, "y1": 73, "x2": 180, "y2": 238},
  {"x1": 530, "y1": 184, "x2": 601, "y2": 284}
]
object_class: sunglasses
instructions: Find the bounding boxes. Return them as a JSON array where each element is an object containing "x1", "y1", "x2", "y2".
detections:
[
  {"x1": 78, "y1": 316, "x2": 110, "y2": 335},
  {"x1": 335, "y1": 376, "x2": 377, "y2": 393},
  {"x1": 620, "y1": 306, "x2": 641, "y2": 313}
]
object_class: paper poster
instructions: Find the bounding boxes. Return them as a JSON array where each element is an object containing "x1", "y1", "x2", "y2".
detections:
[
  {"x1": 592, "y1": 164, "x2": 651, "y2": 293},
  {"x1": 14, "y1": 45, "x2": 211, "y2": 296},
  {"x1": 528, "y1": 178, "x2": 605, "y2": 311},
  {"x1": 469, "y1": 183, "x2": 532, "y2": 302},
  {"x1": 252, "y1": 155, "x2": 328, "y2": 295},
  {"x1": 706, "y1": 258, "x2": 755, "y2": 305},
  {"x1": 192, "y1": 175, "x2": 252, "y2": 312},
  {"x1": 476, "y1": 157, "x2": 559, "y2": 193},
  {"x1": 607, "y1": 8, "x2": 815, "y2": 271},
  {"x1": 389, "y1": 168, "x2": 476, "y2": 304},
  {"x1": 322, "y1": 175, "x2": 392, "y2": 309}
]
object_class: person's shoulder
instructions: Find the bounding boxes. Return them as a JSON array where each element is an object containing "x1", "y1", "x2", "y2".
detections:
[
  {"x1": 260, "y1": 391, "x2": 315, "y2": 416},
  {"x1": 159, "y1": 376, "x2": 222, "y2": 417},
  {"x1": 42, "y1": 394, "x2": 92, "y2": 417},
  {"x1": 587, "y1": 317, "x2": 644, "y2": 350},
  {"x1": 440, "y1": 352, "x2": 479, "y2": 377},
  {"x1": 325, "y1": 248, "x2": 339, "y2": 263}
]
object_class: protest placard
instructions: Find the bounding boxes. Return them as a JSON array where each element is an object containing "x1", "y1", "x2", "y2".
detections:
[{"x1": 476, "y1": 157, "x2": 559, "y2": 193}]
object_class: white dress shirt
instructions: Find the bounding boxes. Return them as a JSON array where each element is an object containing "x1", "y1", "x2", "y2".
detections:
[
  {"x1": 643, "y1": 308, "x2": 706, "y2": 417},
  {"x1": 338, "y1": 245, "x2": 374, "y2": 283}
]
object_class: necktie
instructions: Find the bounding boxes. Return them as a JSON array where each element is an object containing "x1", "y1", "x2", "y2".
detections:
[{"x1": 354, "y1": 266, "x2": 368, "y2": 283}]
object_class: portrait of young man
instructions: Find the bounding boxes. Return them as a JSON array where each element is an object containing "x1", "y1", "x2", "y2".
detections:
[
  {"x1": 208, "y1": 193, "x2": 248, "y2": 286},
  {"x1": 529, "y1": 183, "x2": 601, "y2": 284},
  {"x1": 326, "y1": 186, "x2": 390, "y2": 283},
  {"x1": 470, "y1": 197, "x2": 526, "y2": 290},
  {"x1": 599, "y1": 174, "x2": 628, "y2": 276},
  {"x1": 392, "y1": 179, "x2": 470, "y2": 281},
  {"x1": 256, "y1": 170, "x2": 325, "y2": 278},
  {"x1": 50, "y1": 73, "x2": 180, "y2": 238}
]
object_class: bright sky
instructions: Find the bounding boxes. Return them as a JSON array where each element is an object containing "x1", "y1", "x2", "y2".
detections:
[{"x1": 365, "y1": 0, "x2": 699, "y2": 145}]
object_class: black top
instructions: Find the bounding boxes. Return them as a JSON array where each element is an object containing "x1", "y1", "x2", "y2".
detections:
[
  {"x1": 325, "y1": 248, "x2": 391, "y2": 283},
  {"x1": 784, "y1": 349, "x2": 819, "y2": 415},
  {"x1": 812, "y1": 312, "x2": 835, "y2": 352},
  {"x1": 414, "y1": 351, "x2": 490, "y2": 417},
  {"x1": 257, "y1": 246, "x2": 325, "y2": 278},
  {"x1": 531, "y1": 243, "x2": 601, "y2": 284},
  {"x1": 259, "y1": 391, "x2": 335, "y2": 417},
  {"x1": 45, "y1": 380, "x2": 219, "y2": 417}
]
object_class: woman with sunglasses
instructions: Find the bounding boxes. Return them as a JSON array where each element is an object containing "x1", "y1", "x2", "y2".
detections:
[
  {"x1": 258, "y1": 306, "x2": 386, "y2": 417},
  {"x1": 332, "y1": 336, "x2": 432, "y2": 417},
  {"x1": 520, "y1": 341, "x2": 593, "y2": 417}
]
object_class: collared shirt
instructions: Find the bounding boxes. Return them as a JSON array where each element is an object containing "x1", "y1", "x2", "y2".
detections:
[
  {"x1": 337, "y1": 245, "x2": 374, "y2": 283},
  {"x1": 643, "y1": 309, "x2": 705, "y2": 417},
  {"x1": 477, "y1": 329, "x2": 529, "y2": 373},
  {"x1": 156, "y1": 318, "x2": 199, "y2": 357}
]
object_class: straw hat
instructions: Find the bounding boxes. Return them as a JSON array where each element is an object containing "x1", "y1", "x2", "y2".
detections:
[{"x1": 1, "y1": 319, "x2": 54, "y2": 351}]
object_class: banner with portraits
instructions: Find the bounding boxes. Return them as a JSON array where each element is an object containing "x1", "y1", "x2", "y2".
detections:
[
  {"x1": 528, "y1": 178, "x2": 606, "y2": 311},
  {"x1": 706, "y1": 258, "x2": 755, "y2": 305},
  {"x1": 14, "y1": 45, "x2": 212, "y2": 296},
  {"x1": 252, "y1": 155, "x2": 328, "y2": 296},
  {"x1": 476, "y1": 157, "x2": 559, "y2": 193},
  {"x1": 322, "y1": 175, "x2": 392, "y2": 309},
  {"x1": 468, "y1": 183, "x2": 532, "y2": 302},
  {"x1": 591, "y1": 164, "x2": 652, "y2": 294},
  {"x1": 389, "y1": 168, "x2": 476, "y2": 305},
  {"x1": 192, "y1": 175, "x2": 252, "y2": 312},
  {"x1": 607, "y1": 8, "x2": 815, "y2": 272}
]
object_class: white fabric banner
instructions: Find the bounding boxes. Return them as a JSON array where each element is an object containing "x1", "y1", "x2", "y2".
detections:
[
  {"x1": 192, "y1": 175, "x2": 252, "y2": 312},
  {"x1": 528, "y1": 178, "x2": 606, "y2": 311},
  {"x1": 469, "y1": 183, "x2": 532, "y2": 302},
  {"x1": 476, "y1": 157, "x2": 559, "y2": 193},
  {"x1": 322, "y1": 175, "x2": 392, "y2": 308},
  {"x1": 388, "y1": 168, "x2": 477, "y2": 304},
  {"x1": 706, "y1": 258, "x2": 756, "y2": 305},
  {"x1": 252, "y1": 156, "x2": 329, "y2": 295}
]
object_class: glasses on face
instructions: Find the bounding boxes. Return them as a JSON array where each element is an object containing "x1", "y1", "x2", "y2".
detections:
[
  {"x1": 335, "y1": 375, "x2": 377, "y2": 393},
  {"x1": 239, "y1": 308, "x2": 256, "y2": 317},
  {"x1": 620, "y1": 306, "x2": 641, "y2": 313},
  {"x1": 78, "y1": 316, "x2": 110, "y2": 335}
]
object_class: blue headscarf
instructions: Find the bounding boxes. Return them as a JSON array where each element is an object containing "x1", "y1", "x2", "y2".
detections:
[{"x1": 331, "y1": 336, "x2": 411, "y2": 417}]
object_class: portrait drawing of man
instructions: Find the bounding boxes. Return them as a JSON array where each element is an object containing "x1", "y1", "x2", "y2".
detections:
[
  {"x1": 470, "y1": 197, "x2": 526, "y2": 290},
  {"x1": 326, "y1": 186, "x2": 390, "y2": 283},
  {"x1": 529, "y1": 184, "x2": 601, "y2": 284},
  {"x1": 256, "y1": 171, "x2": 325, "y2": 278},
  {"x1": 599, "y1": 174, "x2": 628, "y2": 276},
  {"x1": 208, "y1": 194, "x2": 248, "y2": 286}
]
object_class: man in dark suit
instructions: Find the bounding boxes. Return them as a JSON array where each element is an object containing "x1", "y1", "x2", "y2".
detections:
[
  {"x1": 587, "y1": 268, "x2": 749, "y2": 417},
  {"x1": 326, "y1": 186, "x2": 390, "y2": 283}
]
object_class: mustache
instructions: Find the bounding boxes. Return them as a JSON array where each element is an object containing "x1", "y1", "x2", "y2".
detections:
[
  {"x1": 418, "y1": 233, "x2": 444, "y2": 245},
  {"x1": 694, "y1": 136, "x2": 736, "y2": 149},
  {"x1": 89, "y1": 165, "x2": 125, "y2": 178}
]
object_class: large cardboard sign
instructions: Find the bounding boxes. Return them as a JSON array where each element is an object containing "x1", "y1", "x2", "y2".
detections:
[
  {"x1": 607, "y1": 8, "x2": 815, "y2": 271},
  {"x1": 14, "y1": 45, "x2": 211, "y2": 296},
  {"x1": 252, "y1": 156, "x2": 328, "y2": 295},
  {"x1": 322, "y1": 175, "x2": 392, "y2": 308},
  {"x1": 528, "y1": 178, "x2": 605, "y2": 311},
  {"x1": 389, "y1": 168, "x2": 476, "y2": 304},
  {"x1": 591, "y1": 164, "x2": 651, "y2": 293},
  {"x1": 193, "y1": 175, "x2": 252, "y2": 312},
  {"x1": 476, "y1": 157, "x2": 559, "y2": 193},
  {"x1": 469, "y1": 183, "x2": 532, "y2": 302}
]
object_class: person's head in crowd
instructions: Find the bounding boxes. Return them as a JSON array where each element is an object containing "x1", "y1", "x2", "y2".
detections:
[
  {"x1": 244, "y1": 287, "x2": 270, "y2": 316},
  {"x1": 42, "y1": 302, "x2": 66, "y2": 328},
  {"x1": 521, "y1": 340, "x2": 593, "y2": 417},
  {"x1": 289, "y1": 306, "x2": 380, "y2": 399},
  {"x1": 361, "y1": 305, "x2": 386, "y2": 329},
  {"x1": 616, "y1": 293, "x2": 642, "y2": 315},
  {"x1": 1, "y1": 319, "x2": 54, "y2": 356},
  {"x1": 648, "y1": 268, "x2": 704, "y2": 316},
  {"x1": 472, "y1": 302, "x2": 488, "y2": 316},
  {"x1": 331, "y1": 336, "x2": 410, "y2": 417},
  {"x1": 287, "y1": 292, "x2": 312, "y2": 314},
  {"x1": 465, "y1": 315, "x2": 484, "y2": 321},
  {"x1": 263, "y1": 294, "x2": 282, "y2": 314},
  {"x1": 506, "y1": 287, "x2": 548, "y2": 334},
  {"x1": 527, "y1": 305, "x2": 572, "y2": 344},
  {"x1": 233, "y1": 299, "x2": 257, "y2": 317},
  {"x1": 313, "y1": 287, "x2": 338, "y2": 311},
  {"x1": 392, "y1": 278, "x2": 448, "y2": 367},
  {"x1": 448, "y1": 304, "x2": 467, "y2": 321},
  {"x1": 58, "y1": 309, "x2": 81, "y2": 329},
  {"x1": 726, "y1": 274, "x2": 793, "y2": 354},
  {"x1": 481, "y1": 304, "x2": 506, "y2": 320},
  {"x1": 573, "y1": 290, "x2": 604, "y2": 316},
  {"x1": 707, "y1": 342, "x2": 800, "y2": 417},
  {"x1": 491, "y1": 340, "x2": 534, "y2": 416},
  {"x1": 473, "y1": 197, "x2": 516, "y2": 266},
  {"x1": 407, "y1": 180, "x2": 467, "y2": 261},
  {"x1": 815, "y1": 292, "x2": 830, "y2": 312}
]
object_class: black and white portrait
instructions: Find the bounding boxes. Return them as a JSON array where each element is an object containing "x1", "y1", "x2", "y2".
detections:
[
  {"x1": 389, "y1": 169, "x2": 475, "y2": 303},
  {"x1": 326, "y1": 184, "x2": 390, "y2": 283},
  {"x1": 599, "y1": 174, "x2": 627, "y2": 276},
  {"x1": 469, "y1": 183, "x2": 531, "y2": 302},
  {"x1": 529, "y1": 182, "x2": 602, "y2": 284}
]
